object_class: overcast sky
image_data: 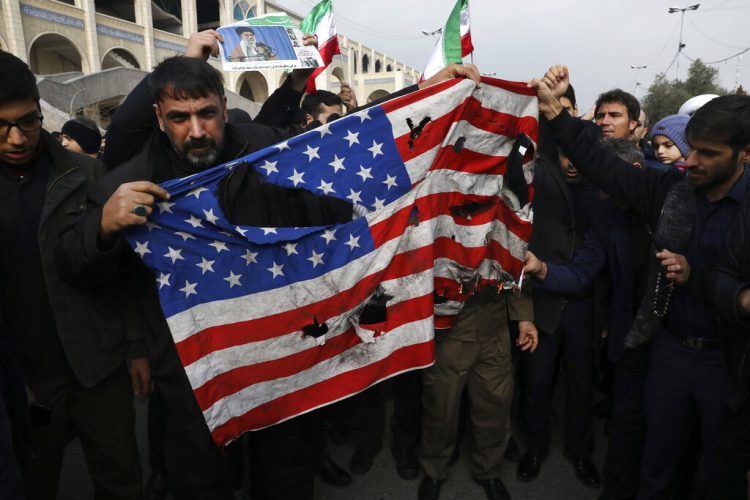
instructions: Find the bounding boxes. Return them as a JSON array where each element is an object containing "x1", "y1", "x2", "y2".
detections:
[{"x1": 277, "y1": 0, "x2": 750, "y2": 113}]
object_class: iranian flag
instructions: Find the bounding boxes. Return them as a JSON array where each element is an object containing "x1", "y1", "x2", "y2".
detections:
[
  {"x1": 420, "y1": 0, "x2": 474, "y2": 81},
  {"x1": 301, "y1": 0, "x2": 340, "y2": 93}
]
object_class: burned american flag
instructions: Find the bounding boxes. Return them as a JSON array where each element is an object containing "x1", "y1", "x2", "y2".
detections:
[{"x1": 125, "y1": 77, "x2": 538, "y2": 446}]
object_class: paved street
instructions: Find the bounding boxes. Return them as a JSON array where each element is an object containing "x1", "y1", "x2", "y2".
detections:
[{"x1": 59, "y1": 389, "x2": 606, "y2": 500}]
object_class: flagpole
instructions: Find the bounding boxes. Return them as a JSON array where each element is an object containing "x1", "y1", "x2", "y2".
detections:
[{"x1": 468, "y1": 0, "x2": 473, "y2": 65}]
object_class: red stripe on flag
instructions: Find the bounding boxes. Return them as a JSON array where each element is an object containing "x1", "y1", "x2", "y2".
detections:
[
  {"x1": 175, "y1": 246, "x2": 437, "y2": 366},
  {"x1": 392, "y1": 96, "x2": 538, "y2": 164},
  {"x1": 461, "y1": 33, "x2": 474, "y2": 56},
  {"x1": 192, "y1": 293, "x2": 435, "y2": 412},
  {"x1": 379, "y1": 78, "x2": 465, "y2": 114},
  {"x1": 210, "y1": 341, "x2": 435, "y2": 444},
  {"x1": 305, "y1": 36, "x2": 341, "y2": 93}
]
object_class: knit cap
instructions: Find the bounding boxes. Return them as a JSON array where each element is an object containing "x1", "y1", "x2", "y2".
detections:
[
  {"x1": 650, "y1": 114, "x2": 690, "y2": 158},
  {"x1": 61, "y1": 119, "x2": 102, "y2": 154}
]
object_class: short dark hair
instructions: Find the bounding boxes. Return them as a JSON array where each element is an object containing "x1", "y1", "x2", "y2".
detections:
[
  {"x1": 0, "y1": 51, "x2": 40, "y2": 105},
  {"x1": 595, "y1": 89, "x2": 640, "y2": 122},
  {"x1": 685, "y1": 94, "x2": 750, "y2": 153},
  {"x1": 562, "y1": 83, "x2": 577, "y2": 108},
  {"x1": 301, "y1": 90, "x2": 343, "y2": 119},
  {"x1": 149, "y1": 56, "x2": 225, "y2": 104},
  {"x1": 601, "y1": 137, "x2": 646, "y2": 166}
]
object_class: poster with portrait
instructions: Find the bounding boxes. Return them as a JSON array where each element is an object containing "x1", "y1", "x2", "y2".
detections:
[{"x1": 217, "y1": 12, "x2": 324, "y2": 71}]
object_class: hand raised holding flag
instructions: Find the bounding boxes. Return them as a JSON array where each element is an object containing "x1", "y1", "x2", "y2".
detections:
[{"x1": 100, "y1": 181, "x2": 171, "y2": 239}]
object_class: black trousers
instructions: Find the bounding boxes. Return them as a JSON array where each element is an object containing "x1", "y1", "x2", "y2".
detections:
[
  {"x1": 331, "y1": 370, "x2": 422, "y2": 456},
  {"x1": 710, "y1": 392, "x2": 750, "y2": 500},
  {"x1": 638, "y1": 333, "x2": 727, "y2": 499},
  {"x1": 522, "y1": 298, "x2": 595, "y2": 456},
  {"x1": 602, "y1": 342, "x2": 651, "y2": 498}
]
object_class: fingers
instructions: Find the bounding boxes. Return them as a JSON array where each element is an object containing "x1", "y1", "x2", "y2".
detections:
[
  {"x1": 301, "y1": 34, "x2": 318, "y2": 48},
  {"x1": 185, "y1": 30, "x2": 223, "y2": 60},
  {"x1": 128, "y1": 181, "x2": 171, "y2": 200}
]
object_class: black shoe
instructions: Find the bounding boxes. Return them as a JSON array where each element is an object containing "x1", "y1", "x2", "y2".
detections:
[
  {"x1": 418, "y1": 477, "x2": 443, "y2": 500},
  {"x1": 474, "y1": 477, "x2": 511, "y2": 500},
  {"x1": 516, "y1": 451, "x2": 547, "y2": 482},
  {"x1": 350, "y1": 448, "x2": 375, "y2": 475},
  {"x1": 314, "y1": 455, "x2": 352, "y2": 487},
  {"x1": 565, "y1": 452, "x2": 601, "y2": 489},
  {"x1": 145, "y1": 471, "x2": 169, "y2": 500},
  {"x1": 448, "y1": 446, "x2": 460, "y2": 466},
  {"x1": 503, "y1": 437, "x2": 521, "y2": 463},
  {"x1": 392, "y1": 446, "x2": 419, "y2": 480}
]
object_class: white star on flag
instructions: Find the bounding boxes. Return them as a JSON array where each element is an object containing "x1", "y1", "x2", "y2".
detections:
[
  {"x1": 317, "y1": 123, "x2": 332, "y2": 137},
  {"x1": 303, "y1": 145, "x2": 320, "y2": 162},
  {"x1": 187, "y1": 187, "x2": 208, "y2": 199},
  {"x1": 328, "y1": 155, "x2": 346, "y2": 173},
  {"x1": 235, "y1": 226, "x2": 248, "y2": 237},
  {"x1": 180, "y1": 280, "x2": 197, "y2": 297},
  {"x1": 196, "y1": 257, "x2": 215, "y2": 274},
  {"x1": 344, "y1": 130, "x2": 360, "y2": 147},
  {"x1": 268, "y1": 262, "x2": 284, "y2": 278},
  {"x1": 346, "y1": 189, "x2": 363, "y2": 204},
  {"x1": 321, "y1": 229, "x2": 336, "y2": 244},
  {"x1": 185, "y1": 215, "x2": 204, "y2": 228},
  {"x1": 288, "y1": 169, "x2": 305, "y2": 187},
  {"x1": 307, "y1": 250, "x2": 325, "y2": 268},
  {"x1": 156, "y1": 273, "x2": 170, "y2": 289},
  {"x1": 224, "y1": 271, "x2": 243, "y2": 288},
  {"x1": 383, "y1": 174, "x2": 398, "y2": 190},
  {"x1": 202, "y1": 209, "x2": 219, "y2": 224},
  {"x1": 261, "y1": 227, "x2": 278, "y2": 235},
  {"x1": 175, "y1": 231, "x2": 196, "y2": 241},
  {"x1": 368, "y1": 140, "x2": 384, "y2": 158},
  {"x1": 372, "y1": 197, "x2": 386, "y2": 210},
  {"x1": 283, "y1": 242, "x2": 299, "y2": 256},
  {"x1": 345, "y1": 234, "x2": 361, "y2": 250},
  {"x1": 208, "y1": 240, "x2": 229, "y2": 253},
  {"x1": 359, "y1": 110, "x2": 372, "y2": 122},
  {"x1": 260, "y1": 160, "x2": 279, "y2": 175},
  {"x1": 356, "y1": 166, "x2": 373, "y2": 182},
  {"x1": 134, "y1": 241, "x2": 151, "y2": 258},
  {"x1": 241, "y1": 250, "x2": 258, "y2": 265},
  {"x1": 158, "y1": 201, "x2": 175, "y2": 214},
  {"x1": 317, "y1": 180, "x2": 335, "y2": 195},
  {"x1": 276, "y1": 141, "x2": 290, "y2": 151},
  {"x1": 164, "y1": 246, "x2": 184, "y2": 264},
  {"x1": 145, "y1": 221, "x2": 161, "y2": 232}
]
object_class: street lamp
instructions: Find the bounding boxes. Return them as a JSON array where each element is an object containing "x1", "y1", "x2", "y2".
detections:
[
  {"x1": 421, "y1": 28, "x2": 442, "y2": 39},
  {"x1": 668, "y1": 3, "x2": 700, "y2": 79},
  {"x1": 630, "y1": 64, "x2": 647, "y2": 96}
]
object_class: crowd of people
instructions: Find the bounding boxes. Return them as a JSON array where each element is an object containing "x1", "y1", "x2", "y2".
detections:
[{"x1": 0, "y1": 27, "x2": 749, "y2": 500}]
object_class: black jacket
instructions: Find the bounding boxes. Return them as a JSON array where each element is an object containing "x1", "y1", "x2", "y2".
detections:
[
  {"x1": 708, "y1": 197, "x2": 750, "y2": 407},
  {"x1": 528, "y1": 153, "x2": 599, "y2": 333},
  {"x1": 17, "y1": 132, "x2": 144, "y2": 388}
]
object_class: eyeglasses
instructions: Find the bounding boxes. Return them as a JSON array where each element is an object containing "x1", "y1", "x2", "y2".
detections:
[{"x1": 0, "y1": 115, "x2": 44, "y2": 138}]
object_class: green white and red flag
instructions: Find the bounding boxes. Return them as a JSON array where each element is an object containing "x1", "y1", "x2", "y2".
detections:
[
  {"x1": 301, "y1": 0, "x2": 340, "y2": 93},
  {"x1": 420, "y1": 0, "x2": 474, "y2": 82}
]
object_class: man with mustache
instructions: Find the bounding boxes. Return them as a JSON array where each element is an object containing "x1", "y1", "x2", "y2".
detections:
[{"x1": 531, "y1": 64, "x2": 750, "y2": 500}]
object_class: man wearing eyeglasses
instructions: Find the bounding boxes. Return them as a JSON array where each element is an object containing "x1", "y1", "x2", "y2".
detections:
[{"x1": 0, "y1": 51, "x2": 144, "y2": 499}]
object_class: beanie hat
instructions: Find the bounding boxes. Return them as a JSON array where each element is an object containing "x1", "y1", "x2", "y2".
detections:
[
  {"x1": 61, "y1": 119, "x2": 102, "y2": 154},
  {"x1": 650, "y1": 114, "x2": 690, "y2": 158}
]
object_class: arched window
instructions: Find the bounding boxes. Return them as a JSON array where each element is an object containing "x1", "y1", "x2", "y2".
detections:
[
  {"x1": 234, "y1": 0, "x2": 255, "y2": 20},
  {"x1": 353, "y1": 51, "x2": 358, "y2": 74},
  {"x1": 386, "y1": 64, "x2": 392, "y2": 72},
  {"x1": 362, "y1": 54, "x2": 369, "y2": 73},
  {"x1": 375, "y1": 60, "x2": 382, "y2": 73}
]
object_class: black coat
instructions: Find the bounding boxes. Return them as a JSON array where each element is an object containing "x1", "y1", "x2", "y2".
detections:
[
  {"x1": 708, "y1": 197, "x2": 750, "y2": 407},
  {"x1": 528, "y1": 153, "x2": 599, "y2": 333}
]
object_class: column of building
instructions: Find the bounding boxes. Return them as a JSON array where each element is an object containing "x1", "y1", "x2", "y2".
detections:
[
  {"x1": 181, "y1": 0, "x2": 198, "y2": 37},
  {"x1": 135, "y1": 0, "x2": 155, "y2": 70},
  {"x1": 2, "y1": 0, "x2": 27, "y2": 62},
  {"x1": 79, "y1": 0, "x2": 101, "y2": 73}
]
